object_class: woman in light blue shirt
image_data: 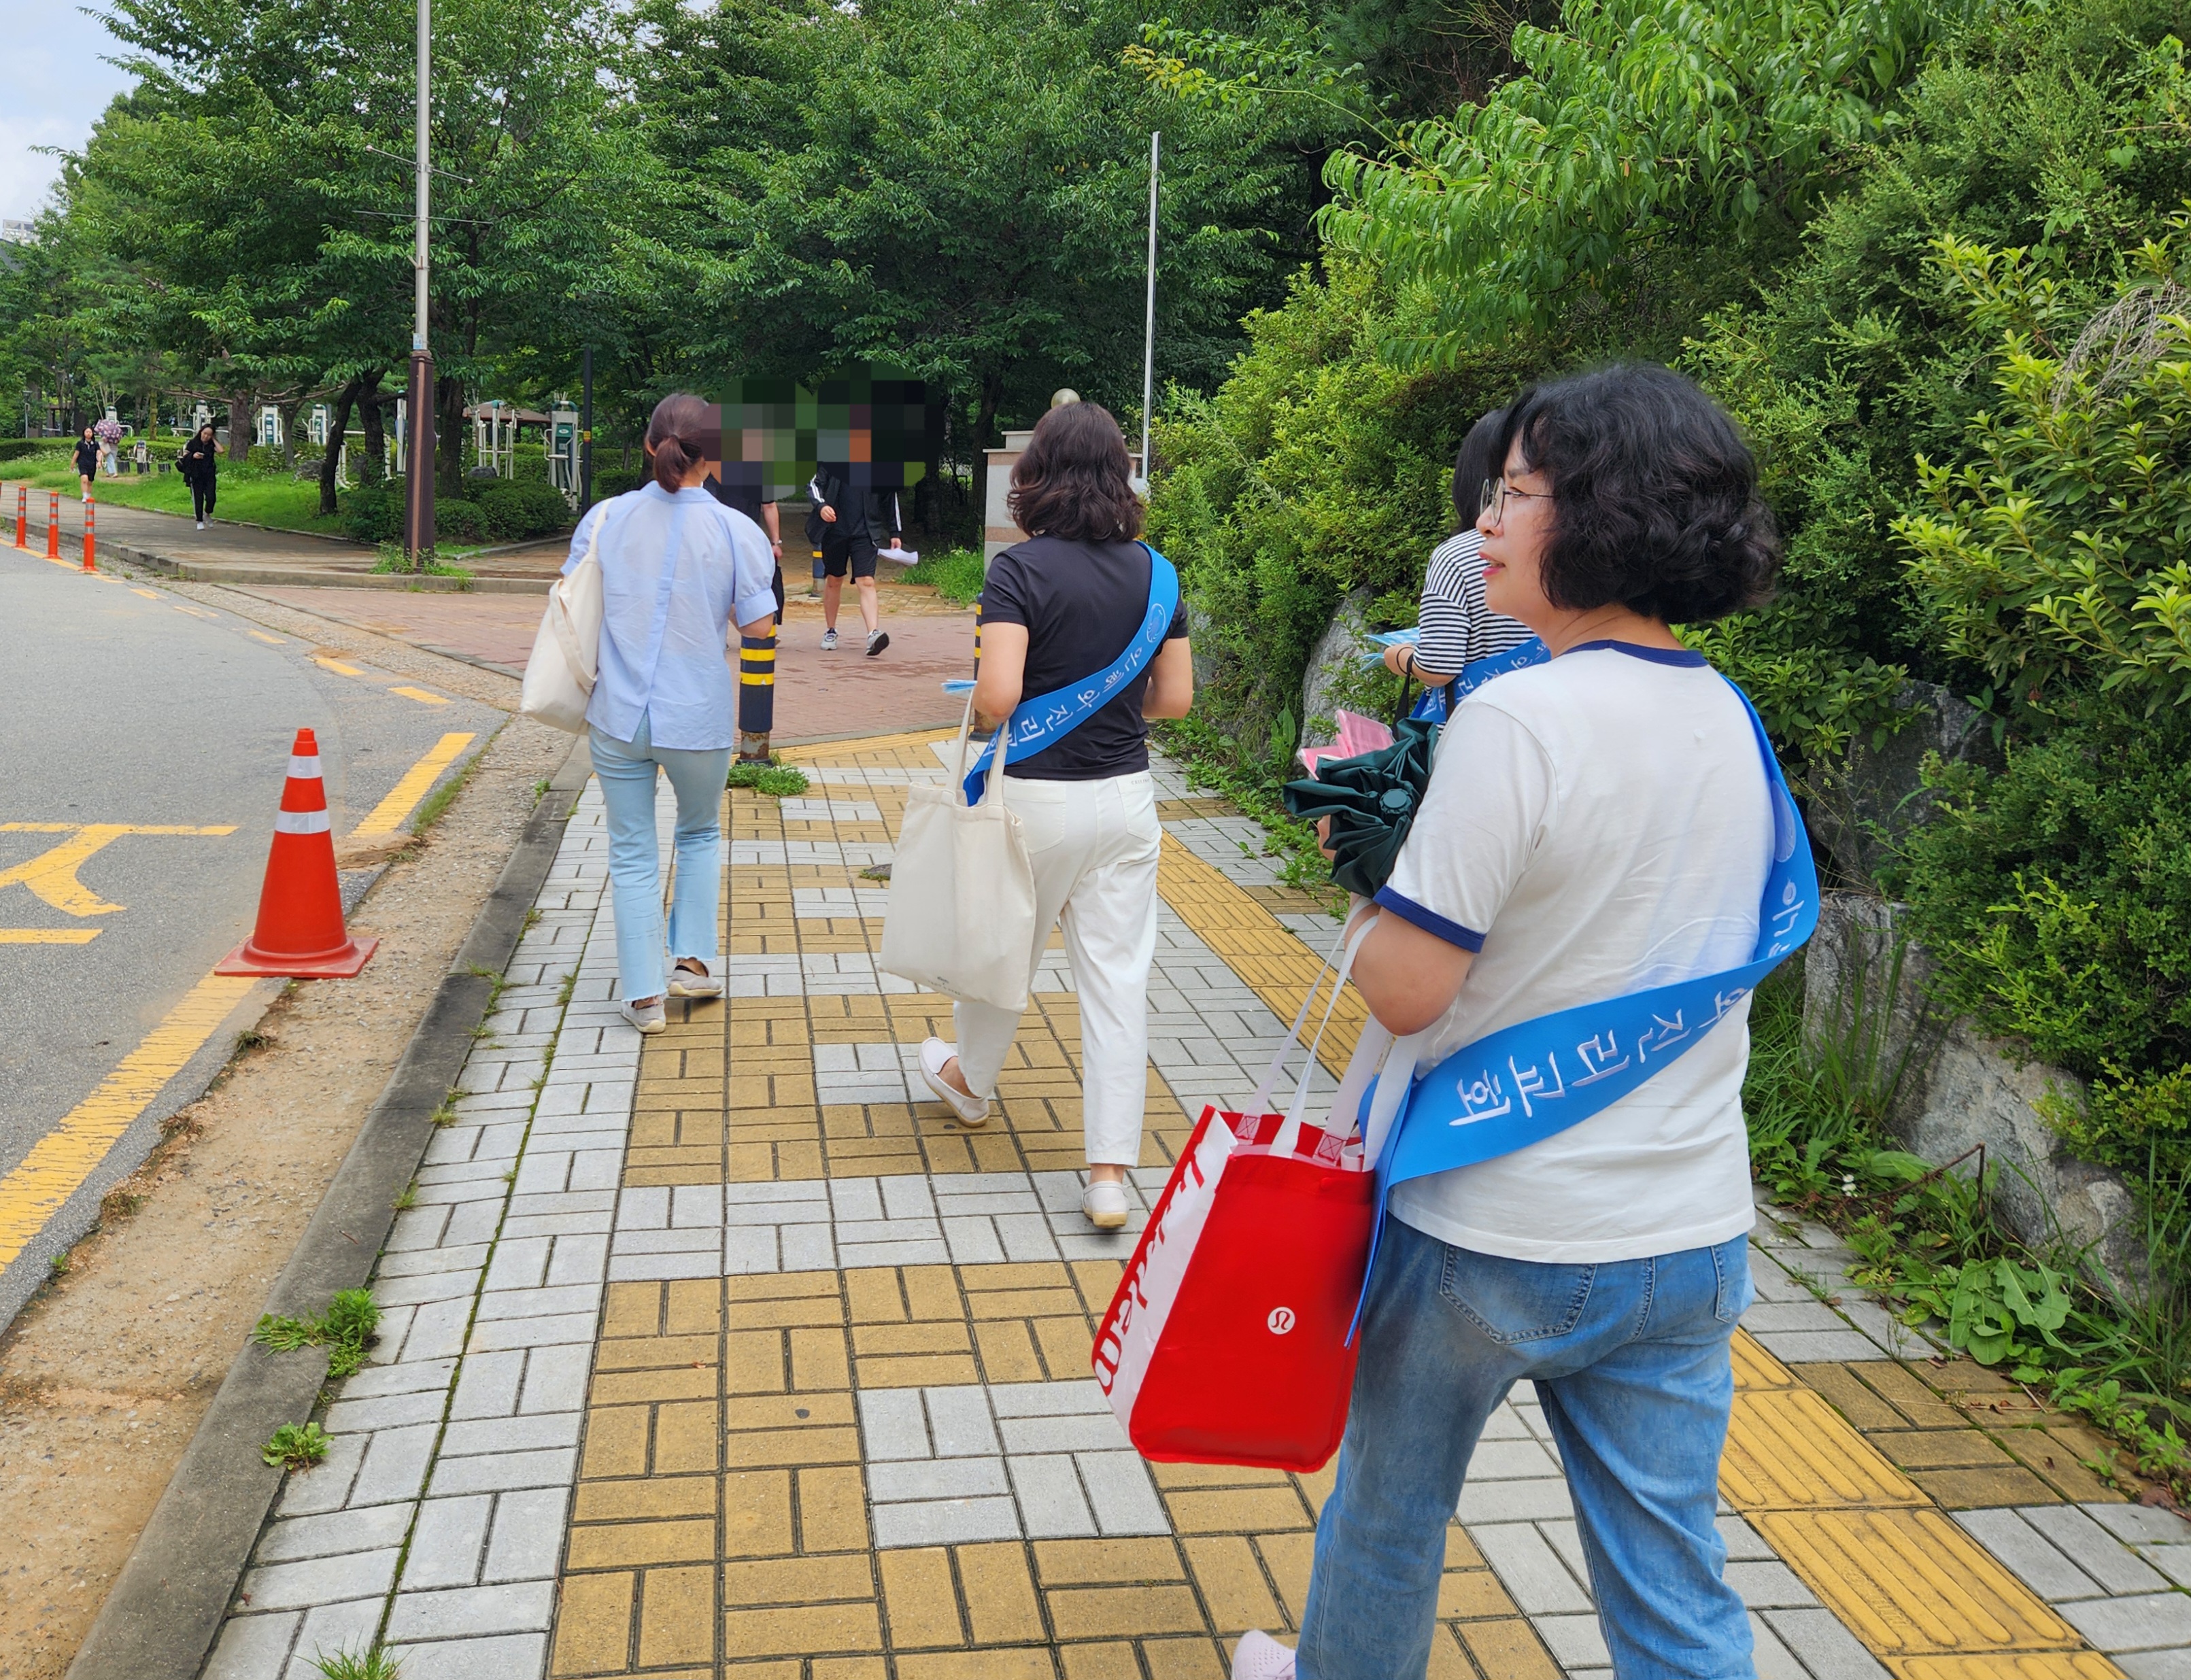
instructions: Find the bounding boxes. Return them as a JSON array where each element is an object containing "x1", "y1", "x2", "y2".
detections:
[{"x1": 568, "y1": 392, "x2": 779, "y2": 1033}]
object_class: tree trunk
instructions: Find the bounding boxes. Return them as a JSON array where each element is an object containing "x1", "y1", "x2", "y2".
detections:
[
  {"x1": 437, "y1": 374, "x2": 466, "y2": 498},
  {"x1": 279, "y1": 397, "x2": 304, "y2": 473},
  {"x1": 227, "y1": 390, "x2": 256, "y2": 461},
  {"x1": 358, "y1": 377, "x2": 388, "y2": 487},
  {"x1": 318, "y1": 378, "x2": 364, "y2": 516},
  {"x1": 968, "y1": 380, "x2": 1002, "y2": 554}
]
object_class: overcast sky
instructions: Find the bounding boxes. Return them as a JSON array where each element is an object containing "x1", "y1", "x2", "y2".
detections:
[{"x1": 3, "y1": 5, "x2": 136, "y2": 223}]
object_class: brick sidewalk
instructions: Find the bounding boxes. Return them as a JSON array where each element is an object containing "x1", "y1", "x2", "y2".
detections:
[{"x1": 198, "y1": 730, "x2": 2191, "y2": 1680}]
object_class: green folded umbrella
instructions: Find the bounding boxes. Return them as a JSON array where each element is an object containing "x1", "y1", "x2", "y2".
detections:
[{"x1": 1281, "y1": 718, "x2": 1439, "y2": 899}]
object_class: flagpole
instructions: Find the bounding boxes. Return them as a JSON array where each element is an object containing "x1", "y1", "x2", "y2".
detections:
[{"x1": 1139, "y1": 130, "x2": 1159, "y2": 491}]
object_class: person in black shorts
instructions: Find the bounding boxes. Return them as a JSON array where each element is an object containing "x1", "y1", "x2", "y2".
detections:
[{"x1": 808, "y1": 464, "x2": 899, "y2": 655}]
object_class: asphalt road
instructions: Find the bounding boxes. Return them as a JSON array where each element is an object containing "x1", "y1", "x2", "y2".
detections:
[{"x1": 0, "y1": 545, "x2": 503, "y2": 1317}]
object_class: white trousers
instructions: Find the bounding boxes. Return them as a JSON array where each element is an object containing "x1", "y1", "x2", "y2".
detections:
[{"x1": 952, "y1": 770, "x2": 1163, "y2": 1167}]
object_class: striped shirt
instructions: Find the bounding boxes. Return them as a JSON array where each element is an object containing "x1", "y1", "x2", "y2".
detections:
[{"x1": 1414, "y1": 530, "x2": 1533, "y2": 677}]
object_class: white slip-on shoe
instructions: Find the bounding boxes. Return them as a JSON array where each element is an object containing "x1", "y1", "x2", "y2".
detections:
[
  {"x1": 1231, "y1": 1630, "x2": 1297, "y2": 1680},
  {"x1": 667, "y1": 959, "x2": 724, "y2": 999},
  {"x1": 919, "y1": 1038, "x2": 989, "y2": 1127},
  {"x1": 619, "y1": 996, "x2": 666, "y2": 1035},
  {"x1": 1081, "y1": 1179, "x2": 1131, "y2": 1230}
]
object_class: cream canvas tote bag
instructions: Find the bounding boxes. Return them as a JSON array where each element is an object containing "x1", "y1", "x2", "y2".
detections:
[
  {"x1": 519, "y1": 508, "x2": 609, "y2": 732},
  {"x1": 879, "y1": 701, "x2": 1040, "y2": 1012}
]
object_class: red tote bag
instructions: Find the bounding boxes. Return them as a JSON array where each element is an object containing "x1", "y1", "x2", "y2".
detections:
[{"x1": 1091, "y1": 926, "x2": 1398, "y2": 1472}]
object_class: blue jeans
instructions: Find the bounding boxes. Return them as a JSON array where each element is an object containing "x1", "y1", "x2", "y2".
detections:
[
  {"x1": 590, "y1": 715, "x2": 730, "y2": 1004},
  {"x1": 1299, "y1": 1218, "x2": 1755, "y2": 1680}
]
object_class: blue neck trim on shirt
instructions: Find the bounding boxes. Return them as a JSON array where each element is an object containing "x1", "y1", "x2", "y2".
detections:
[{"x1": 1564, "y1": 638, "x2": 1708, "y2": 667}]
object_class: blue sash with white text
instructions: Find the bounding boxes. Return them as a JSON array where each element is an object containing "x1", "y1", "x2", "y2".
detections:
[
  {"x1": 1353, "y1": 678, "x2": 1817, "y2": 1326},
  {"x1": 963, "y1": 543, "x2": 1181, "y2": 803}
]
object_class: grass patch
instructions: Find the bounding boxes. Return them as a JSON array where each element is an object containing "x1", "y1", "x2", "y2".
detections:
[
  {"x1": 372, "y1": 542, "x2": 475, "y2": 581},
  {"x1": 1153, "y1": 714, "x2": 1340, "y2": 904},
  {"x1": 411, "y1": 747, "x2": 486, "y2": 834},
  {"x1": 254, "y1": 1288, "x2": 381, "y2": 1378},
  {"x1": 262, "y1": 1420, "x2": 331, "y2": 1471},
  {"x1": 393, "y1": 1181, "x2": 418, "y2": 1212},
  {"x1": 309, "y1": 1647, "x2": 404, "y2": 1680},
  {"x1": 898, "y1": 546, "x2": 985, "y2": 604},
  {"x1": 728, "y1": 759, "x2": 811, "y2": 797},
  {"x1": 9, "y1": 460, "x2": 353, "y2": 536}
]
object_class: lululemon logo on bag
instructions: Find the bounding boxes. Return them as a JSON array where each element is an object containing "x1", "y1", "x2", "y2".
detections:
[{"x1": 1267, "y1": 1307, "x2": 1295, "y2": 1335}]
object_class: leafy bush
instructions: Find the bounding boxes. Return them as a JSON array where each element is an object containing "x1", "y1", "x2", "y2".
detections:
[
  {"x1": 435, "y1": 498, "x2": 486, "y2": 544},
  {"x1": 339, "y1": 480, "x2": 407, "y2": 544},
  {"x1": 899, "y1": 547, "x2": 986, "y2": 603},
  {"x1": 0, "y1": 439, "x2": 67, "y2": 463},
  {"x1": 473, "y1": 477, "x2": 572, "y2": 541},
  {"x1": 592, "y1": 465, "x2": 645, "y2": 499}
]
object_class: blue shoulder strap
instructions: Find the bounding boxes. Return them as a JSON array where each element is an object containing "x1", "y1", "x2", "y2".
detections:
[
  {"x1": 963, "y1": 542, "x2": 1181, "y2": 802},
  {"x1": 1348, "y1": 675, "x2": 1818, "y2": 1334}
]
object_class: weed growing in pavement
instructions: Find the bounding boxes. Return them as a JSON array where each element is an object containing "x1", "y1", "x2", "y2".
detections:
[
  {"x1": 524, "y1": 904, "x2": 543, "y2": 929},
  {"x1": 48, "y1": 1253, "x2": 68, "y2": 1278},
  {"x1": 262, "y1": 1421, "x2": 330, "y2": 1471},
  {"x1": 467, "y1": 963, "x2": 509, "y2": 1014},
  {"x1": 531, "y1": 780, "x2": 550, "y2": 804},
  {"x1": 727, "y1": 759, "x2": 810, "y2": 798},
  {"x1": 412, "y1": 734, "x2": 494, "y2": 835},
  {"x1": 234, "y1": 1026, "x2": 273, "y2": 1052},
  {"x1": 556, "y1": 969, "x2": 577, "y2": 1008},
  {"x1": 393, "y1": 1181, "x2": 418, "y2": 1212},
  {"x1": 255, "y1": 1289, "x2": 381, "y2": 1377},
  {"x1": 309, "y1": 1645, "x2": 404, "y2": 1680},
  {"x1": 371, "y1": 541, "x2": 473, "y2": 582},
  {"x1": 430, "y1": 1097, "x2": 460, "y2": 1128}
]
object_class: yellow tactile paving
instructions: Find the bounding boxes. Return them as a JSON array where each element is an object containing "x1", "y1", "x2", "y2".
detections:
[{"x1": 551, "y1": 730, "x2": 2126, "y2": 1677}]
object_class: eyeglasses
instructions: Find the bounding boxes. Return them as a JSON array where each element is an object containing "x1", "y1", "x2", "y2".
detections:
[{"x1": 1480, "y1": 478, "x2": 1551, "y2": 526}]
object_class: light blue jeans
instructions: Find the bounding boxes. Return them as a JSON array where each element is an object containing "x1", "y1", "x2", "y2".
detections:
[
  {"x1": 1299, "y1": 1217, "x2": 1755, "y2": 1680},
  {"x1": 590, "y1": 715, "x2": 730, "y2": 1004}
]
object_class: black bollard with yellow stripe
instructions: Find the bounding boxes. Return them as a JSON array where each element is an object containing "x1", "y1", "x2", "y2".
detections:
[{"x1": 737, "y1": 627, "x2": 777, "y2": 761}]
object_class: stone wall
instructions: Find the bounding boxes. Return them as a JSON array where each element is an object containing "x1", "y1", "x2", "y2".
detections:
[{"x1": 1801, "y1": 892, "x2": 2150, "y2": 1299}]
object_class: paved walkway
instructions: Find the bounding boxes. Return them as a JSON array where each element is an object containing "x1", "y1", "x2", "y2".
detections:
[{"x1": 200, "y1": 730, "x2": 2191, "y2": 1680}]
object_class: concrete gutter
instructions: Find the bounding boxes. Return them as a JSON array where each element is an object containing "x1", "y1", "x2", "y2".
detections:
[{"x1": 65, "y1": 736, "x2": 592, "y2": 1680}]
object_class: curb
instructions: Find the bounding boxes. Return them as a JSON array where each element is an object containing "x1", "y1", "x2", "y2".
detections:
[{"x1": 64, "y1": 734, "x2": 594, "y2": 1680}]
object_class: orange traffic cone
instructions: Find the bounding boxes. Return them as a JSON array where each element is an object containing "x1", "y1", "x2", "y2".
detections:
[{"x1": 216, "y1": 727, "x2": 379, "y2": 978}]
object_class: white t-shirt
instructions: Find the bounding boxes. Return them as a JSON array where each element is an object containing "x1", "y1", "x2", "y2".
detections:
[{"x1": 1374, "y1": 642, "x2": 1772, "y2": 1263}]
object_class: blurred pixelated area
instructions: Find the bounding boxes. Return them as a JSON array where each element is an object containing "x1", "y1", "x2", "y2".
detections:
[{"x1": 715, "y1": 367, "x2": 942, "y2": 500}]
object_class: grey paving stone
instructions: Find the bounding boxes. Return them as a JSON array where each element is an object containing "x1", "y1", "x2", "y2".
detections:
[
  {"x1": 426, "y1": 1447, "x2": 579, "y2": 1496},
  {"x1": 322, "y1": 1388, "x2": 448, "y2": 1435},
  {"x1": 870, "y1": 1495, "x2": 1023, "y2": 1548},
  {"x1": 1952, "y1": 1509, "x2": 2103, "y2": 1600},
  {"x1": 373, "y1": 1269, "x2": 487, "y2": 1310},
  {"x1": 1474, "y1": 1522, "x2": 1593, "y2": 1614},
  {"x1": 386, "y1": 1579, "x2": 558, "y2": 1641},
  {"x1": 2143, "y1": 1544, "x2": 2191, "y2": 1588},
  {"x1": 1457, "y1": 1476, "x2": 1574, "y2": 1524},
  {"x1": 1746, "y1": 1611, "x2": 1806, "y2": 1680},
  {"x1": 403, "y1": 1298, "x2": 478, "y2": 1363},
  {"x1": 238, "y1": 1548, "x2": 401, "y2": 1612},
  {"x1": 286, "y1": 1598, "x2": 386, "y2": 1680},
  {"x1": 518, "y1": 1347, "x2": 591, "y2": 1414},
  {"x1": 439, "y1": 1411, "x2": 581, "y2": 1457},
  {"x1": 1531, "y1": 1612, "x2": 1610, "y2": 1669},
  {"x1": 402, "y1": 1496, "x2": 492, "y2": 1590},
  {"x1": 860, "y1": 1388, "x2": 930, "y2": 1460},
  {"x1": 448, "y1": 1349, "x2": 526, "y2": 1421},
  {"x1": 926, "y1": 1386, "x2": 1002, "y2": 1457},
  {"x1": 1760, "y1": 1609, "x2": 1890, "y2": 1680},
  {"x1": 203, "y1": 1611, "x2": 299, "y2": 1680},
  {"x1": 997, "y1": 1413, "x2": 1132, "y2": 1454},
  {"x1": 1746, "y1": 1330, "x2": 1883, "y2": 1363},
  {"x1": 465, "y1": 1312, "x2": 598, "y2": 1353},
  {"x1": 2089, "y1": 1503, "x2": 2191, "y2": 1545},
  {"x1": 1724, "y1": 1562, "x2": 1817, "y2": 1609},
  {"x1": 2019, "y1": 1505, "x2": 2172, "y2": 1594},
  {"x1": 870, "y1": 1457, "x2": 1013, "y2": 1502},
  {"x1": 2058, "y1": 1592, "x2": 2191, "y2": 1651},
  {"x1": 1078, "y1": 1450, "x2": 1170, "y2": 1535},
  {"x1": 339, "y1": 1358, "x2": 458, "y2": 1401},
  {"x1": 1717, "y1": 1515, "x2": 1777, "y2": 1563},
  {"x1": 255, "y1": 1502, "x2": 414, "y2": 1564},
  {"x1": 271, "y1": 1432, "x2": 366, "y2": 1517},
  {"x1": 2118, "y1": 1651, "x2": 2191, "y2": 1680},
  {"x1": 351, "y1": 1423, "x2": 443, "y2": 1507},
  {"x1": 1007, "y1": 1453, "x2": 1099, "y2": 1538},
  {"x1": 483, "y1": 1487, "x2": 570, "y2": 1583},
  {"x1": 386, "y1": 1632, "x2": 551, "y2": 1680},
  {"x1": 1739, "y1": 1301, "x2": 1850, "y2": 1333},
  {"x1": 1467, "y1": 1437, "x2": 1563, "y2": 1480}
]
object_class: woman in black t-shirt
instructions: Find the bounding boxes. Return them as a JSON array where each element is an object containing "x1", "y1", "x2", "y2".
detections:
[
  {"x1": 178, "y1": 424, "x2": 220, "y2": 528},
  {"x1": 73, "y1": 426, "x2": 99, "y2": 504},
  {"x1": 916, "y1": 402, "x2": 1193, "y2": 1229}
]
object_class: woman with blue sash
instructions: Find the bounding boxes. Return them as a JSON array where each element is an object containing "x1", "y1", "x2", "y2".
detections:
[
  {"x1": 917, "y1": 402, "x2": 1195, "y2": 1230},
  {"x1": 1237, "y1": 366, "x2": 1796, "y2": 1680}
]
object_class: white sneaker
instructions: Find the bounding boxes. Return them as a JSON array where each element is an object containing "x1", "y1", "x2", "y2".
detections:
[
  {"x1": 667, "y1": 959, "x2": 723, "y2": 999},
  {"x1": 919, "y1": 1038, "x2": 989, "y2": 1127},
  {"x1": 195, "y1": 520, "x2": 205, "y2": 530},
  {"x1": 820, "y1": 628, "x2": 838, "y2": 650},
  {"x1": 1081, "y1": 1179, "x2": 1131, "y2": 1230},
  {"x1": 619, "y1": 996, "x2": 666, "y2": 1035},
  {"x1": 1232, "y1": 1631, "x2": 1297, "y2": 1680}
]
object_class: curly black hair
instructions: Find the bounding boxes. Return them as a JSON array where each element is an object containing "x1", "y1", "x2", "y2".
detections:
[{"x1": 1497, "y1": 364, "x2": 1780, "y2": 623}]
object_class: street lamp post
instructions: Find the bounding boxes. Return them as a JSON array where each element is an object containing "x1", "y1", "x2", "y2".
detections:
[
  {"x1": 1138, "y1": 131, "x2": 1159, "y2": 492},
  {"x1": 403, "y1": 0, "x2": 436, "y2": 568}
]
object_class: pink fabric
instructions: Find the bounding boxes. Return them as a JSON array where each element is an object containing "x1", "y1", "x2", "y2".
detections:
[{"x1": 1297, "y1": 709, "x2": 1393, "y2": 776}]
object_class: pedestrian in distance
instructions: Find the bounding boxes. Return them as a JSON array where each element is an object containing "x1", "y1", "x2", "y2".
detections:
[
  {"x1": 73, "y1": 425, "x2": 99, "y2": 504},
  {"x1": 1381, "y1": 409, "x2": 1533, "y2": 706},
  {"x1": 915, "y1": 400, "x2": 1195, "y2": 1229},
  {"x1": 808, "y1": 463, "x2": 897, "y2": 655},
  {"x1": 1234, "y1": 364, "x2": 1784, "y2": 1680},
  {"x1": 178, "y1": 422, "x2": 220, "y2": 528},
  {"x1": 568, "y1": 392, "x2": 779, "y2": 1035}
]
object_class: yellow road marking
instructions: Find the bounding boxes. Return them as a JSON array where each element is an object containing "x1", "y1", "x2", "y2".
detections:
[
  {"x1": 248, "y1": 630, "x2": 284, "y2": 645},
  {"x1": 316, "y1": 657, "x2": 365, "y2": 677},
  {"x1": 389, "y1": 685, "x2": 450, "y2": 706},
  {"x1": 0, "y1": 971, "x2": 257, "y2": 1269},
  {"x1": 0, "y1": 929, "x2": 102, "y2": 944},
  {"x1": 350, "y1": 733, "x2": 477, "y2": 839},
  {"x1": 0, "y1": 824, "x2": 239, "y2": 916},
  {"x1": 131, "y1": 587, "x2": 161, "y2": 600}
]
